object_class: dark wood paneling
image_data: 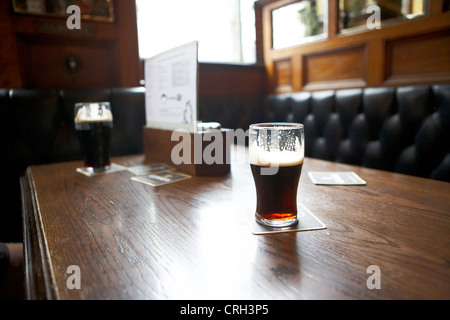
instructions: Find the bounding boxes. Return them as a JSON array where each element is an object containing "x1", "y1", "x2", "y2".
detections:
[
  {"x1": 260, "y1": 0, "x2": 450, "y2": 93},
  {"x1": 303, "y1": 44, "x2": 367, "y2": 90},
  {"x1": 385, "y1": 29, "x2": 450, "y2": 85},
  {"x1": 0, "y1": 0, "x2": 140, "y2": 89},
  {"x1": 273, "y1": 58, "x2": 293, "y2": 92},
  {"x1": 0, "y1": 1, "x2": 22, "y2": 87},
  {"x1": 198, "y1": 63, "x2": 266, "y2": 96},
  {"x1": 17, "y1": 35, "x2": 120, "y2": 89},
  {"x1": 138, "y1": 62, "x2": 267, "y2": 97}
]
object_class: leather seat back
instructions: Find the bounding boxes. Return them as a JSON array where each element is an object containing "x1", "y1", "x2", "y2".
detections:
[
  {"x1": 5, "y1": 87, "x2": 146, "y2": 176},
  {"x1": 263, "y1": 84, "x2": 450, "y2": 182},
  {"x1": 1, "y1": 87, "x2": 146, "y2": 242}
]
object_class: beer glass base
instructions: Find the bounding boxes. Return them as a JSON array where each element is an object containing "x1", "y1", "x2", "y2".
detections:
[
  {"x1": 85, "y1": 165, "x2": 110, "y2": 173},
  {"x1": 255, "y1": 213, "x2": 298, "y2": 228}
]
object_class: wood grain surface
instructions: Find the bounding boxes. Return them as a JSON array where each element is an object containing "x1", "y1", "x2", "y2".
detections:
[{"x1": 22, "y1": 145, "x2": 450, "y2": 299}]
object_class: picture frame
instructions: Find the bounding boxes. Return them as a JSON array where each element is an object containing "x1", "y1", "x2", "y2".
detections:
[{"x1": 12, "y1": 0, "x2": 115, "y2": 23}]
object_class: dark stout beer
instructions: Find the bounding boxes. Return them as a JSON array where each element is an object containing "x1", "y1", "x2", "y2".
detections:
[
  {"x1": 249, "y1": 123, "x2": 304, "y2": 227},
  {"x1": 250, "y1": 159, "x2": 303, "y2": 227},
  {"x1": 77, "y1": 122, "x2": 112, "y2": 171},
  {"x1": 75, "y1": 103, "x2": 113, "y2": 173}
]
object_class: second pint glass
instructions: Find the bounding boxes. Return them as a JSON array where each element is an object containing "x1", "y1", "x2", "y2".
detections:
[
  {"x1": 74, "y1": 102, "x2": 113, "y2": 173},
  {"x1": 249, "y1": 123, "x2": 305, "y2": 227}
]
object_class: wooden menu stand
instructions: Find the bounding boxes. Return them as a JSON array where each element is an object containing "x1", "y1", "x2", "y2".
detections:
[{"x1": 142, "y1": 127, "x2": 232, "y2": 176}]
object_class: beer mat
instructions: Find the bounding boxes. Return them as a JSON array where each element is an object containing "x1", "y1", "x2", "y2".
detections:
[
  {"x1": 76, "y1": 163, "x2": 127, "y2": 176},
  {"x1": 244, "y1": 204, "x2": 327, "y2": 235},
  {"x1": 131, "y1": 170, "x2": 191, "y2": 187},
  {"x1": 127, "y1": 163, "x2": 174, "y2": 176},
  {"x1": 308, "y1": 171, "x2": 366, "y2": 186}
]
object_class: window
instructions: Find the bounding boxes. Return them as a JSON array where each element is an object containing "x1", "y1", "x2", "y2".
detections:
[
  {"x1": 136, "y1": 0, "x2": 256, "y2": 64},
  {"x1": 271, "y1": 0, "x2": 327, "y2": 50},
  {"x1": 339, "y1": 0, "x2": 426, "y2": 32}
]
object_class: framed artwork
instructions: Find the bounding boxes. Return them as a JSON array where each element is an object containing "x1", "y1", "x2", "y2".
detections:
[{"x1": 12, "y1": 0, "x2": 115, "y2": 23}]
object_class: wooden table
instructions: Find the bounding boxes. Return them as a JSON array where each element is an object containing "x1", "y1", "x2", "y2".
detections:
[{"x1": 21, "y1": 145, "x2": 450, "y2": 300}]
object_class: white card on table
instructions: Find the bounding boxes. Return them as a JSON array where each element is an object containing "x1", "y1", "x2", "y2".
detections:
[
  {"x1": 127, "y1": 163, "x2": 173, "y2": 176},
  {"x1": 308, "y1": 171, "x2": 366, "y2": 185},
  {"x1": 131, "y1": 171, "x2": 191, "y2": 187}
]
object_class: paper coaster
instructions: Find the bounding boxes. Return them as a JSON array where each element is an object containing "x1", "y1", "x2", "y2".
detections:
[
  {"x1": 308, "y1": 171, "x2": 366, "y2": 185},
  {"x1": 244, "y1": 204, "x2": 327, "y2": 235},
  {"x1": 127, "y1": 163, "x2": 174, "y2": 176},
  {"x1": 76, "y1": 163, "x2": 126, "y2": 176},
  {"x1": 131, "y1": 170, "x2": 191, "y2": 187}
]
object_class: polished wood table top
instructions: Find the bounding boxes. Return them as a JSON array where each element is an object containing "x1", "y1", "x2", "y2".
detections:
[{"x1": 21, "y1": 145, "x2": 450, "y2": 300}]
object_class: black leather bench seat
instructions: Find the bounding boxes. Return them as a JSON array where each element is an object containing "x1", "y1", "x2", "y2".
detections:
[
  {"x1": 1, "y1": 84, "x2": 449, "y2": 242},
  {"x1": 0, "y1": 87, "x2": 146, "y2": 242},
  {"x1": 260, "y1": 84, "x2": 450, "y2": 182}
]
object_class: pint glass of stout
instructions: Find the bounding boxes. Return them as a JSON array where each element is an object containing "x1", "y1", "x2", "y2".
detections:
[
  {"x1": 74, "y1": 102, "x2": 113, "y2": 173},
  {"x1": 249, "y1": 123, "x2": 304, "y2": 227}
]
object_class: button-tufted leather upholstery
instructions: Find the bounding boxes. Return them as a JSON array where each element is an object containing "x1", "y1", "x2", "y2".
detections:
[
  {"x1": 1, "y1": 84, "x2": 449, "y2": 241},
  {"x1": 1, "y1": 87, "x2": 146, "y2": 242},
  {"x1": 259, "y1": 84, "x2": 450, "y2": 182}
]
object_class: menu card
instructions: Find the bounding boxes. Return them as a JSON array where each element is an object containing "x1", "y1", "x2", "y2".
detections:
[{"x1": 144, "y1": 41, "x2": 199, "y2": 132}]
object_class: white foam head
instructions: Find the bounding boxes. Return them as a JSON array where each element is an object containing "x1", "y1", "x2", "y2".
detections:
[
  {"x1": 249, "y1": 140, "x2": 304, "y2": 167},
  {"x1": 75, "y1": 103, "x2": 113, "y2": 123}
]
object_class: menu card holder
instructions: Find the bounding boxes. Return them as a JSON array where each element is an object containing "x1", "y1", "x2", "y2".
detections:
[
  {"x1": 143, "y1": 127, "x2": 231, "y2": 176},
  {"x1": 143, "y1": 42, "x2": 230, "y2": 176}
]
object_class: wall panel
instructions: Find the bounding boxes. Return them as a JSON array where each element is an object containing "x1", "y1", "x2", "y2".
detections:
[
  {"x1": 259, "y1": 0, "x2": 450, "y2": 93},
  {"x1": 303, "y1": 44, "x2": 367, "y2": 90},
  {"x1": 273, "y1": 58, "x2": 293, "y2": 92},
  {"x1": 17, "y1": 35, "x2": 119, "y2": 89},
  {"x1": 0, "y1": 0, "x2": 140, "y2": 89},
  {"x1": 385, "y1": 29, "x2": 450, "y2": 85}
]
